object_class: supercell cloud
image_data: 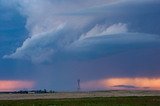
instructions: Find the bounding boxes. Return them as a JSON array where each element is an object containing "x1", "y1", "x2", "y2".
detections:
[{"x1": 0, "y1": 0, "x2": 160, "y2": 91}]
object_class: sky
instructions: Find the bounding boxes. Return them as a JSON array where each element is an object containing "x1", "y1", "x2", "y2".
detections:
[{"x1": 0, "y1": 0, "x2": 160, "y2": 91}]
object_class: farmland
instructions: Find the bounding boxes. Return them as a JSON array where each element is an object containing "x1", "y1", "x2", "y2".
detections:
[
  {"x1": 0, "y1": 90, "x2": 160, "y2": 100},
  {"x1": 0, "y1": 96, "x2": 160, "y2": 106},
  {"x1": 0, "y1": 91, "x2": 160, "y2": 106}
]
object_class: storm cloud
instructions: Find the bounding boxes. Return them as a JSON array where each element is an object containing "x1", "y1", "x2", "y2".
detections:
[{"x1": 0, "y1": 0, "x2": 160, "y2": 91}]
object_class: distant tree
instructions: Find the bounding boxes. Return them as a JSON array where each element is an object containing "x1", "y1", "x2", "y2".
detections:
[{"x1": 44, "y1": 89, "x2": 47, "y2": 93}]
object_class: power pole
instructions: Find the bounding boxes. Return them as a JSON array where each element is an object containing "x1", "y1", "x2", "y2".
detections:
[{"x1": 77, "y1": 79, "x2": 81, "y2": 91}]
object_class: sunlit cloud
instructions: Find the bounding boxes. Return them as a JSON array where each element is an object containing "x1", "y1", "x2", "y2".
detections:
[
  {"x1": 0, "y1": 80, "x2": 35, "y2": 92},
  {"x1": 80, "y1": 23, "x2": 128, "y2": 40},
  {"x1": 82, "y1": 77, "x2": 160, "y2": 90}
]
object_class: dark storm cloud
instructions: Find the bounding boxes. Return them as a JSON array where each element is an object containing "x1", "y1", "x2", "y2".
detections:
[{"x1": 0, "y1": 0, "x2": 160, "y2": 90}]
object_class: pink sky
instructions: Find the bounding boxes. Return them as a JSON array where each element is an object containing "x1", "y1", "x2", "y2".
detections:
[
  {"x1": 0, "y1": 80, "x2": 35, "y2": 92},
  {"x1": 82, "y1": 77, "x2": 160, "y2": 90}
]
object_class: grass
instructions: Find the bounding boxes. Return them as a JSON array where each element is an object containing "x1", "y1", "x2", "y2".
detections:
[{"x1": 0, "y1": 96, "x2": 160, "y2": 106}]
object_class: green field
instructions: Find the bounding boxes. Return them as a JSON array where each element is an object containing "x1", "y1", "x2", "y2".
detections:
[{"x1": 0, "y1": 96, "x2": 160, "y2": 106}]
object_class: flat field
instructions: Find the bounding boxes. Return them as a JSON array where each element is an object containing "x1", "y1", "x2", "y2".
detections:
[
  {"x1": 0, "y1": 97, "x2": 160, "y2": 106},
  {"x1": 0, "y1": 91, "x2": 160, "y2": 106}
]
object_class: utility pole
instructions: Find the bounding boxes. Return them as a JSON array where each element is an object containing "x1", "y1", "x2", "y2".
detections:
[{"x1": 77, "y1": 79, "x2": 81, "y2": 91}]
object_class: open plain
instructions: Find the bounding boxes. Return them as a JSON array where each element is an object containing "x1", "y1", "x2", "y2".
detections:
[
  {"x1": 0, "y1": 91, "x2": 160, "y2": 106},
  {"x1": 0, "y1": 90, "x2": 160, "y2": 100}
]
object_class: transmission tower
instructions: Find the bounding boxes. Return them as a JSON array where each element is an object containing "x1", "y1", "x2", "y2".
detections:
[{"x1": 77, "y1": 79, "x2": 81, "y2": 91}]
